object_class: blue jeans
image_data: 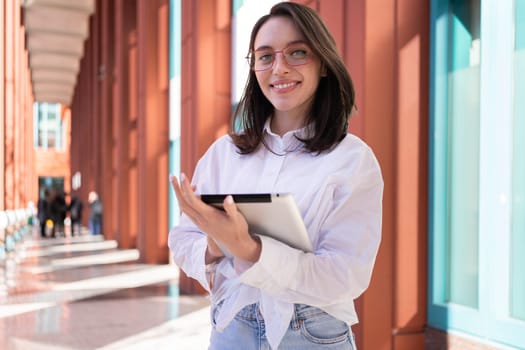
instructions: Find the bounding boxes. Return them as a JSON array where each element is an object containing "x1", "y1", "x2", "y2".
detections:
[
  {"x1": 89, "y1": 218, "x2": 102, "y2": 235},
  {"x1": 209, "y1": 303, "x2": 356, "y2": 350}
]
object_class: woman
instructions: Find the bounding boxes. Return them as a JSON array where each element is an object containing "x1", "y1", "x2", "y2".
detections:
[{"x1": 169, "y1": 2, "x2": 383, "y2": 349}]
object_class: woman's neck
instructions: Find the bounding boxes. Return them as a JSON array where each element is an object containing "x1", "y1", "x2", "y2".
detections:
[{"x1": 270, "y1": 111, "x2": 307, "y2": 136}]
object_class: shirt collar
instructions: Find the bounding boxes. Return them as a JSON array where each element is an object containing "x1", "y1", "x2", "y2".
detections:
[{"x1": 262, "y1": 118, "x2": 311, "y2": 153}]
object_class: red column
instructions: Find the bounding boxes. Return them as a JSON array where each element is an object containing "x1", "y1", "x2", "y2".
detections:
[
  {"x1": 0, "y1": 0, "x2": 5, "y2": 210},
  {"x1": 136, "y1": 0, "x2": 170, "y2": 264},
  {"x1": 4, "y1": 0, "x2": 16, "y2": 210},
  {"x1": 343, "y1": 0, "x2": 429, "y2": 349},
  {"x1": 181, "y1": 0, "x2": 231, "y2": 179},
  {"x1": 23, "y1": 49, "x2": 36, "y2": 204},
  {"x1": 359, "y1": 1, "x2": 397, "y2": 347},
  {"x1": 112, "y1": 0, "x2": 138, "y2": 249},
  {"x1": 0, "y1": 0, "x2": 35, "y2": 209},
  {"x1": 179, "y1": 0, "x2": 231, "y2": 294},
  {"x1": 91, "y1": 1, "x2": 101, "y2": 203},
  {"x1": 13, "y1": 4, "x2": 20, "y2": 209},
  {"x1": 99, "y1": 0, "x2": 115, "y2": 240},
  {"x1": 391, "y1": 0, "x2": 429, "y2": 348},
  {"x1": 74, "y1": 25, "x2": 96, "y2": 225}
]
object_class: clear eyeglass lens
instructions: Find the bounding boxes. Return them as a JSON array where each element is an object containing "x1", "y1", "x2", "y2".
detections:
[{"x1": 251, "y1": 44, "x2": 311, "y2": 71}]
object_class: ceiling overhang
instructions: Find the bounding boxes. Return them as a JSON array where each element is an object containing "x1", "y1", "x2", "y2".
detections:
[{"x1": 22, "y1": 0, "x2": 94, "y2": 106}]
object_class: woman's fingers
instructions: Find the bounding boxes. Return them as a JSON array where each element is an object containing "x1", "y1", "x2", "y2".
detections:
[
  {"x1": 222, "y1": 195, "x2": 238, "y2": 218},
  {"x1": 179, "y1": 173, "x2": 206, "y2": 210},
  {"x1": 169, "y1": 174, "x2": 198, "y2": 207},
  {"x1": 170, "y1": 174, "x2": 202, "y2": 222},
  {"x1": 170, "y1": 173, "x2": 226, "y2": 232},
  {"x1": 169, "y1": 174, "x2": 253, "y2": 260}
]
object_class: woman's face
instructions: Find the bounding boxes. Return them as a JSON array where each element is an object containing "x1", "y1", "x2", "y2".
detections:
[{"x1": 253, "y1": 16, "x2": 323, "y2": 126}]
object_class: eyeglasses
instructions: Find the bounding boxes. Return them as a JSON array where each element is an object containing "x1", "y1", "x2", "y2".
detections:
[{"x1": 246, "y1": 43, "x2": 314, "y2": 71}]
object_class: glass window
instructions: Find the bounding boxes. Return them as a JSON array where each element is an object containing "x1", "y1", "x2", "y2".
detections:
[
  {"x1": 169, "y1": 0, "x2": 182, "y2": 230},
  {"x1": 511, "y1": 0, "x2": 525, "y2": 321},
  {"x1": 446, "y1": 0, "x2": 481, "y2": 308},
  {"x1": 430, "y1": 0, "x2": 481, "y2": 311},
  {"x1": 47, "y1": 130, "x2": 56, "y2": 148},
  {"x1": 34, "y1": 102, "x2": 63, "y2": 150},
  {"x1": 430, "y1": 0, "x2": 525, "y2": 348}
]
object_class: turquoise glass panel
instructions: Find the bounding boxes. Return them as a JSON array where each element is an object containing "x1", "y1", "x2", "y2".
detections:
[
  {"x1": 516, "y1": 0, "x2": 525, "y2": 49},
  {"x1": 429, "y1": 0, "x2": 450, "y2": 310},
  {"x1": 446, "y1": 0, "x2": 480, "y2": 308},
  {"x1": 430, "y1": 0, "x2": 525, "y2": 346},
  {"x1": 233, "y1": 0, "x2": 245, "y2": 16},
  {"x1": 168, "y1": 0, "x2": 181, "y2": 229},
  {"x1": 511, "y1": 0, "x2": 525, "y2": 321},
  {"x1": 169, "y1": 0, "x2": 181, "y2": 78}
]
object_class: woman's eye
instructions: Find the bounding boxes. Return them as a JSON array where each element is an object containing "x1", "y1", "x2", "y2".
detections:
[
  {"x1": 290, "y1": 49, "x2": 307, "y2": 58},
  {"x1": 258, "y1": 54, "x2": 273, "y2": 62}
]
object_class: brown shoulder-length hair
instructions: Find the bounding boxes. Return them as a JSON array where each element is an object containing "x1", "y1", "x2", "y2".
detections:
[{"x1": 230, "y1": 1, "x2": 355, "y2": 154}]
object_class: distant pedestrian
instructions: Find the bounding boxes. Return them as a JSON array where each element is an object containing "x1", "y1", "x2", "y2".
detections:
[
  {"x1": 50, "y1": 190, "x2": 67, "y2": 238},
  {"x1": 88, "y1": 191, "x2": 103, "y2": 235},
  {"x1": 69, "y1": 195, "x2": 83, "y2": 236},
  {"x1": 37, "y1": 188, "x2": 52, "y2": 238}
]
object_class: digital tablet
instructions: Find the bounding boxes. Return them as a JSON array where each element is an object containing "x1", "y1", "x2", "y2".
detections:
[{"x1": 201, "y1": 193, "x2": 312, "y2": 255}]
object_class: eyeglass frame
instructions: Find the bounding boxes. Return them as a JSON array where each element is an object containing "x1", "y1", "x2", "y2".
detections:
[{"x1": 245, "y1": 42, "x2": 315, "y2": 72}]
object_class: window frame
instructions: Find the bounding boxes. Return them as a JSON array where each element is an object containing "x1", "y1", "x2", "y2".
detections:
[{"x1": 428, "y1": 0, "x2": 525, "y2": 347}]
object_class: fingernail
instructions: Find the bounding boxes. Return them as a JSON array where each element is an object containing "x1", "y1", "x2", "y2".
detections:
[
  {"x1": 180, "y1": 173, "x2": 186, "y2": 182},
  {"x1": 226, "y1": 195, "x2": 234, "y2": 204}
]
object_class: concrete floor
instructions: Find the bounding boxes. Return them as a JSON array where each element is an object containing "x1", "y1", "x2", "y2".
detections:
[{"x1": 0, "y1": 232, "x2": 211, "y2": 350}]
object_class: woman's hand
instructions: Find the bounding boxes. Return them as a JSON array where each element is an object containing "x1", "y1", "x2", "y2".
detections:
[{"x1": 170, "y1": 173, "x2": 261, "y2": 263}]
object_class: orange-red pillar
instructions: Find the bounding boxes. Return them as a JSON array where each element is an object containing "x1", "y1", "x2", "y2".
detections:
[
  {"x1": 98, "y1": 0, "x2": 115, "y2": 241},
  {"x1": 391, "y1": 0, "x2": 429, "y2": 348},
  {"x1": 136, "y1": 0, "x2": 170, "y2": 264},
  {"x1": 179, "y1": 0, "x2": 231, "y2": 294},
  {"x1": 72, "y1": 13, "x2": 97, "y2": 229},
  {"x1": 345, "y1": 0, "x2": 429, "y2": 349},
  {"x1": 112, "y1": 0, "x2": 139, "y2": 250},
  {"x1": 1, "y1": 0, "x2": 5, "y2": 211},
  {"x1": 4, "y1": 0, "x2": 16, "y2": 210},
  {"x1": 1, "y1": 0, "x2": 35, "y2": 210}
]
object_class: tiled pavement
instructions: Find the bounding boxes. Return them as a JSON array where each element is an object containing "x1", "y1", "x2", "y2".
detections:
[
  {"x1": 4, "y1": 230, "x2": 516, "y2": 350},
  {"x1": 0, "y1": 231, "x2": 211, "y2": 350}
]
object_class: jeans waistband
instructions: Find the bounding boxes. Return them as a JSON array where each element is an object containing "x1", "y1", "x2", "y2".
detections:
[{"x1": 233, "y1": 303, "x2": 325, "y2": 321}]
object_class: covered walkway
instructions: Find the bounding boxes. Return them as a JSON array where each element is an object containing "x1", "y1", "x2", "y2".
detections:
[{"x1": 4, "y1": 0, "x2": 520, "y2": 349}]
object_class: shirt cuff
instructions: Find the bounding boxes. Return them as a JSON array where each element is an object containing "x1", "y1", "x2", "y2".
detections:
[
  {"x1": 192, "y1": 237, "x2": 213, "y2": 291},
  {"x1": 239, "y1": 235, "x2": 301, "y2": 294}
]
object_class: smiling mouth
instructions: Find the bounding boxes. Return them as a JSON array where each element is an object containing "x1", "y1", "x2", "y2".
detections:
[{"x1": 271, "y1": 82, "x2": 299, "y2": 89}]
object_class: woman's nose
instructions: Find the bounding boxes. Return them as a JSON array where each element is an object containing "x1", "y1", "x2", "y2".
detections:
[{"x1": 271, "y1": 52, "x2": 290, "y2": 74}]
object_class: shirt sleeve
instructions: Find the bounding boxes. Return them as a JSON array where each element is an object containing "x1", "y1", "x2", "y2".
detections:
[
  {"x1": 168, "y1": 214, "x2": 212, "y2": 292},
  {"x1": 239, "y1": 149, "x2": 384, "y2": 306},
  {"x1": 167, "y1": 141, "x2": 227, "y2": 292}
]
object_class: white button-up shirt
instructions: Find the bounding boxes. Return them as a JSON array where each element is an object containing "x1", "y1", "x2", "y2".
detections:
[{"x1": 168, "y1": 121, "x2": 383, "y2": 349}]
